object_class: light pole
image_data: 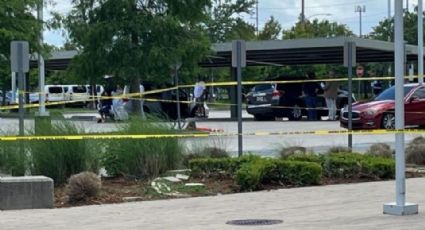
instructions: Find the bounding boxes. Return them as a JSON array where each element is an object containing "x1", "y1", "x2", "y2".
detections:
[
  {"x1": 37, "y1": 1, "x2": 48, "y2": 116},
  {"x1": 383, "y1": 0, "x2": 418, "y2": 216},
  {"x1": 418, "y1": 0, "x2": 424, "y2": 84},
  {"x1": 355, "y1": 5, "x2": 366, "y2": 38}
]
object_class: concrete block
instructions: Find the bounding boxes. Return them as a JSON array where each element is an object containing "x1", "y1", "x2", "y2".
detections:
[{"x1": 0, "y1": 176, "x2": 54, "y2": 210}]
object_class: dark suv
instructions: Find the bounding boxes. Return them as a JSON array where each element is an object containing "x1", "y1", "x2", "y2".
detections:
[{"x1": 246, "y1": 77, "x2": 353, "y2": 121}]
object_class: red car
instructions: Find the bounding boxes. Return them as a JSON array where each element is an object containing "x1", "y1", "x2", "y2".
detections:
[{"x1": 340, "y1": 83, "x2": 425, "y2": 129}]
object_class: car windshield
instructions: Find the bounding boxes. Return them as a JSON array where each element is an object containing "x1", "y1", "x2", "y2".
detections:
[
  {"x1": 253, "y1": 84, "x2": 274, "y2": 92},
  {"x1": 374, "y1": 86, "x2": 414, "y2": 101}
]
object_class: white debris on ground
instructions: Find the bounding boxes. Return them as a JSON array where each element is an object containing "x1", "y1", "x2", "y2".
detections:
[{"x1": 150, "y1": 170, "x2": 204, "y2": 197}]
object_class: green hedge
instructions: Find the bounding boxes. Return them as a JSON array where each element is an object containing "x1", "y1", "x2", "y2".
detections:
[
  {"x1": 189, "y1": 152, "x2": 395, "y2": 191},
  {"x1": 189, "y1": 156, "x2": 322, "y2": 191},
  {"x1": 282, "y1": 152, "x2": 395, "y2": 179},
  {"x1": 189, "y1": 155, "x2": 262, "y2": 177}
]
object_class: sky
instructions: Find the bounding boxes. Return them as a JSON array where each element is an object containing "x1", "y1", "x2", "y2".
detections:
[{"x1": 43, "y1": 0, "x2": 420, "y2": 47}]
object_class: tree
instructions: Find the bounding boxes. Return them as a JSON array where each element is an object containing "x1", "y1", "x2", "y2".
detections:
[
  {"x1": 0, "y1": 0, "x2": 43, "y2": 104},
  {"x1": 205, "y1": 0, "x2": 256, "y2": 42},
  {"x1": 61, "y1": 0, "x2": 212, "y2": 113},
  {"x1": 369, "y1": 10, "x2": 419, "y2": 44},
  {"x1": 282, "y1": 19, "x2": 353, "y2": 39},
  {"x1": 258, "y1": 16, "x2": 281, "y2": 40}
]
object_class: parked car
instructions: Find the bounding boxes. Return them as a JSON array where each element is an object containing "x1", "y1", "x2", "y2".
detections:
[
  {"x1": 340, "y1": 83, "x2": 425, "y2": 129},
  {"x1": 246, "y1": 77, "x2": 353, "y2": 121},
  {"x1": 123, "y1": 83, "x2": 200, "y2": 120}
]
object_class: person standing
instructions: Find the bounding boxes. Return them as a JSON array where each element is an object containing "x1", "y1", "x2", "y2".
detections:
[
  {"x1": 303, "y1": 72, "x2": 321, "y2": 121},
  {"x1": 323, "y1": 71, "x2": 339, "y2": 121},
  {"x1": 193, "y1": 80, "x2": 206, "y2": 117}
]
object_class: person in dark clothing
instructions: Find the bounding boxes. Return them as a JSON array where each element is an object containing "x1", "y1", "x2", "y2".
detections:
[
  {"x1": 98, "y1": 90, "x2": 113, "y2": 123},
  {"x1": 371, "y1": 80, "x2": 383, "y2": 97},
  {"x1": 303, "y1": 72, "x2": 321, "y2": 121}
]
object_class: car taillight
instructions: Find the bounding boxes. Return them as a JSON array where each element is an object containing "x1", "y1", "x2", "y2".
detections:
[
  {"x1": 272, "y1": 90, "x2": 281, "y2": 100},
  {"x1": 123, "y1": 98, "x2": 129, "y2": 102}
]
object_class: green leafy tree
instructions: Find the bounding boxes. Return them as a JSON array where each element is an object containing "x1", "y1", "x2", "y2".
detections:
[
  {"x1": 61, "y1": 0, "x2": 212, "y2": 113},
  {"x1": 205, "y1": 0, "x2": 256, "y2": 42},
  {"x1": 282, "y1": 19, "x2": 353, "y2": 39},
  {"x1": 0, "y1": 0, "x2": 43, "y2": 104},
  {"x1": 258, "y1": 16, "x2": 281, "y2": 40},
  {"x1": 369, "y1": 10, "x2": 420, "y2": 44}
]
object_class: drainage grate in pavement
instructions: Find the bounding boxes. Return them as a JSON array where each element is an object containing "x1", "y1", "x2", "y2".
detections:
[{"x1": 226, "y1": 219, "x2": 283, "y2": 226}]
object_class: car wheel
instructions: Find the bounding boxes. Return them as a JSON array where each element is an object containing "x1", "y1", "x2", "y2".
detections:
[
  {"x1": 288, "y1": 104, "x2": 302, "y2": 121},
  {"x1": 254, "y1": 114, "x2": 275, "y2": 121},
  {"x1": 381, "y1": 113, "x2": 395, "y2": 129}
]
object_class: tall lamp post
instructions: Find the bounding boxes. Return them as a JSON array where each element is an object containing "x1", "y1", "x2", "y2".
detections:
[
  {"x1": 355, "y1": 5, "x2": 366, "y2": 38},
  {"x1": 37, "y1": 1, "x2": 48, "y2": 116}
]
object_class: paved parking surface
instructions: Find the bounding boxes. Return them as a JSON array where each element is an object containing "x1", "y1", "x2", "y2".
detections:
[{"x1": 2, "y1": 178, "x2": 425, "y2": 230}]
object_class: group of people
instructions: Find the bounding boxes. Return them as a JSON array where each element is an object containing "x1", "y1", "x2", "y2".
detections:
[
  {"x1": 98, "y1": 85, "x2": 127, "y2": 123},
  {"x1": 303, "y1": 70, "x2": 385, "y2": 121}
]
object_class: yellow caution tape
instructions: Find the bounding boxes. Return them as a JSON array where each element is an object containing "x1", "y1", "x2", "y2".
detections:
[{"x1": 2, "y1": 128, "x2": 425, "y2": 141}]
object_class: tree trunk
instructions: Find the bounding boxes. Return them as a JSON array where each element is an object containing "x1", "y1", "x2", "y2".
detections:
[
  {"x1": 130, "y1": 29, "x2": 142, "y2": 115},
  {"x1": 130, "y1": 76, "x2": 141, "y2": 115}
]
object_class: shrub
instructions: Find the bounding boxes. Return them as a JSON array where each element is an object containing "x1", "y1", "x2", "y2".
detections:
[
  {"x1": 266, "y1": 160, "x2": 322, "y2": 186},
  {"x1": 406, "y1": 136, "x2": 425, "y2": 165},
  {"x1": 102, "y1": 117, "x2": 184, "y2": 179},
  {"x1": 281, "y1": 152, "x2": 323, "y2": 164},
  {"x1": 327, "y1": 146, "x2": 352, "y2": 153},
  {"x1": 366, "y1": 143, "x2": 393, "y2": 158},
  {"x1": 189, "y1": 154, "x2": 261, "y2": 177},
  {"x1": 183, "y1": 146, "x2": 229, "y2": 167},
  {"x1": 279, "y1": 146, "x2": 307, "y2": 158},
  {"x1": 235, "y1": 158, "x2": 274, "y2": 191},
  {"x1": 323, "y1": 153, "x2": 394, "y2": 179},
  {"x1": 29, "y1": 120, "x2": 100, "y2": 185},
  {"x1": 66, "y1": 171, "x2": 101, "y2": 203}
]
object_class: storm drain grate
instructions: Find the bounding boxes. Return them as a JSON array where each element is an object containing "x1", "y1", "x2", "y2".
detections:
[{"x1": 226, "y1": 219, "x2": 283, "y2": 226}]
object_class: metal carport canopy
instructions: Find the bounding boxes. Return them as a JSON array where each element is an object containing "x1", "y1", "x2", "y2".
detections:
[
  {"x1": 200, "y1": 37, "x2": 425, "y2": 68},
  {"x1": 35, "y1": 37, "x2": 425, "y2": 70}
]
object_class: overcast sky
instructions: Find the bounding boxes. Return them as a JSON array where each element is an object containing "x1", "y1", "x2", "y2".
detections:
[{"x1": 44, "y1": 0, "x2": 420, "y2": 47}]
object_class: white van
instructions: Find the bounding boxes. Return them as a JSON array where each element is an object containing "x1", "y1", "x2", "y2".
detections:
[
  {"x1": 63, "y1": 85, "x2": 90, "y2": 105},
  {"x1": 45, "y1": 85, "x2": 65, "y2": 102}
]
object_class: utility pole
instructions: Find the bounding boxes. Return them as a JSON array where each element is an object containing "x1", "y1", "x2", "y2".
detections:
[
  {"x1": 406, "y1": 0, "x2": 409, "y2": 12},
  {"x1": 355, "y1": 5, "x2": 366, "y2": 38},
  {"x1": 388, "y1": 0, "x2": 391, "y2": 41},
  {"x1": 301, "y1": 0, "x2": 305, "y2": 23},
  {"x1": 256, "y1": 0, "x2": 259, "y2": 36},
  {"x1": 419, "y1": 0, "x2": 424, "y2": 84}
]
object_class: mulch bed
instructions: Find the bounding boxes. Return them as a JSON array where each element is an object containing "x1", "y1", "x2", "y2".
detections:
[{"x1": 54, "y1": 170, "x2": 425, "y2": 208}]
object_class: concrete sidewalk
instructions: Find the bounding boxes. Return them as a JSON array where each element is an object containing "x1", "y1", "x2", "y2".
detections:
[{"x1": 2, "y1": 178, "x2": 425, "y2": 230}]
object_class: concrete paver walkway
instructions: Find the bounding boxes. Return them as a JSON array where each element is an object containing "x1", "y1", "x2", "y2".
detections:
[{"x1": 2, "y1": 178, "x2": 425, "y2": 230}]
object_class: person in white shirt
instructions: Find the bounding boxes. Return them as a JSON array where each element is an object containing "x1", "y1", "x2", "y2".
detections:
[{"x1": 193, "y1": 81, "x2": 206, "y2": 117}]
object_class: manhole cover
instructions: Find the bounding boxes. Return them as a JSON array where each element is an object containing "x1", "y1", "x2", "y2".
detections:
[{"x1": 226, "y1": 219, "x2": 283, "y2": 226}]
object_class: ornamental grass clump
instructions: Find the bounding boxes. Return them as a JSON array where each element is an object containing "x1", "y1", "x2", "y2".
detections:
[
  {"x1": 0, "y1": 132, "x2": 27, "y2": 176},
  {"x1": 406, "y1": 136, "x2": 425, "y2": 165},
  {"x1": 366, "y1": 143, "x2": 393, "y2": 158},
  {"x1": 66, "y1": 171, "x2": 101, "y2": 203},
  {"x1": 29, "y1": 120, "x2": 100, "y2": 185},
  {"x1": 103, "y1": 117, "x2": 183, "y2": 179}
]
